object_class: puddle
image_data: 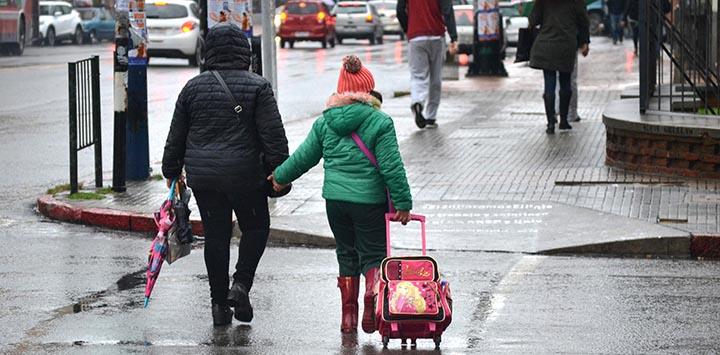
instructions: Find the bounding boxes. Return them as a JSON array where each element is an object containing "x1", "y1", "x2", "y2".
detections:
[{"x1": 117, "y1": 269, "x2": 146, "y2": 291}]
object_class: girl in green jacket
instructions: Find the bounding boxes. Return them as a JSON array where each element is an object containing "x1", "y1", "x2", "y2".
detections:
[{"x1": 269, "y1": 55, "x2": 412, "y2": 334}]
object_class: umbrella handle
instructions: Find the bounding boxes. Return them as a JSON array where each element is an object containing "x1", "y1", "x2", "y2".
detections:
[{"x1": 167, "y1": 178, "x2": 177, "y2": 201}]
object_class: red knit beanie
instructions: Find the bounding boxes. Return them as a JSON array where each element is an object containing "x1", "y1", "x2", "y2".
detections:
[{"x1": 337, "y1": 55, "x2": 375, "y2": 94}]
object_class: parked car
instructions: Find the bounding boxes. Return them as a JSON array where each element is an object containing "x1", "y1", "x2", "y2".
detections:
[
  {"x1": 145, "y1": 0, "x2": 201, "y2": 66},
  {"x1": 498, "y1": 1, "x2": 528, "y2": 46},
  {"x1": 454, "y1": 5, "x2": 474, "y2": 54},
  {"x1": 278, "y1": 0, "x2": 336, "y2": 48},
  {"x1": 76, "y1": 7, "x2": 114, "y2": 43},
  {"x1": 368, "y1": 0, "x2": 403, "y2": 40},
  {"x1": 333, "y1": 1, "x2": 383, "y2": 45},
  {"x1": 39, "y1": 1, "x2": 84, "y2": 46}
]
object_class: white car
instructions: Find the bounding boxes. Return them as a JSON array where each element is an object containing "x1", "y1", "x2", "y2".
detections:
[
  {"x1": 498, "y1": 1, "x2": 528, "y2": 46},
  {"x1": 146, "y1": 0, "x2": 201, "y2": 66},
  {"x1": 369, "y1": 0, "x2": 403, "y2": 40},
  {"x1": 39, "y1": 1, "x2": 84, "y2": 46}
]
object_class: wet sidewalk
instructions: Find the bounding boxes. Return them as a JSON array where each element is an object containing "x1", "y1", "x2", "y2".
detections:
[{"x1": 39, "y1": 38, "x2": 720, "y2": 256}]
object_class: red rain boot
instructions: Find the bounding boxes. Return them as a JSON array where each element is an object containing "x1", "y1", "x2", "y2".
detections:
[
  {"x1": 361, "y1": 268, "x2": 379, "y2": 333},
  {"x1": 337, "y1": 276, "x2": 359, "y2": 333}
]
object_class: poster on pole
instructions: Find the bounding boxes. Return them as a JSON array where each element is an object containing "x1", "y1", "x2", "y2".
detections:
[
  {"x1": 128, "y1": 0, "x2": 148, "y2": 64},
  {"x1": 208, "y1": 0, "x2": 253, "y2": 37},
  {"x1": 476, "y1": 0, "x2": 500, "y2": 42}
]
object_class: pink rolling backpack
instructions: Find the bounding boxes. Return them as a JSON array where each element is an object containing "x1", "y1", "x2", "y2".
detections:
[{"x1": 376, "y1": 214, "x2": 453, "y2": 349}]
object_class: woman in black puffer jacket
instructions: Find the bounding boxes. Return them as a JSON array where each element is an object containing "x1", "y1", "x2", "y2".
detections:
[{"x1": 162, "y1": 23, "x2": 289, "y2": 326}]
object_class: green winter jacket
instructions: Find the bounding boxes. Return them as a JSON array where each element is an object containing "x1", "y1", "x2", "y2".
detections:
[{"x1": 273, "y1": 97, "x2": 412, "y2": 211}]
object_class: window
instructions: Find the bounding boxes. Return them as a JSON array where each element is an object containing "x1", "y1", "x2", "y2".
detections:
[
  {"x1": 454, "y1": 9, "x2": 473, "y2": 26},
  {"x1": 189, "y1": 2, "x2": 200, "y2": 18},
  {"x1": 39, "y1": 5, "x2": 52, "y2": 15},
  {"x1": 498, "y1": 6, "x2": 519, "y2": 18},
  {"x1": 146, "y1": 3, "x2": 188, "y2": 18},
  {"x1": 369, "y1": 1, "x2": 396, "y2": 12},
  {"x1": 336, "y1": 3, "x2": 367, "y2": 14},
  {"x1": 0, "y1": 0, "x2": 10, "y2": 7},
  {"x1": 77, "y1": 9, "x2": 96, "y2": 20},
  {"x1": 60, "y1": 5, "x2": 71, "y2": 15},
  {"x1": 286, "y1": 2, "x2": 319, "y2": 14}
]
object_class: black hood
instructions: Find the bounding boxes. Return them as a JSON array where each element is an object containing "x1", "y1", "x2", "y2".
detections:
[{"x1": 204, "y1": 24, "x2": 251, "y2": 71}]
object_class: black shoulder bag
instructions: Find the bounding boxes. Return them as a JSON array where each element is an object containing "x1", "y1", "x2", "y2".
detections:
[{"x1": 211, "y1": 70, "x2": 292, "y2": 198}]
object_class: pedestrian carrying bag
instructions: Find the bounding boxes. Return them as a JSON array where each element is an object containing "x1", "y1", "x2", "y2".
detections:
[
  {"x1": 515, "y1": 27, "x2": 538, "y2": 63},
  {"x1": 211, "y1": 70, "x2": 292, "y2": 198},
  {"x1": 350, "y1": 132, "x2": 395, "y2": 213},
  {"x1": 376, "y1": 214, "x2": 452, "y2": 349}
]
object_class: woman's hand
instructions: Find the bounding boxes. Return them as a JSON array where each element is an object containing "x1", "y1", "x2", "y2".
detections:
[
  {"x1": 166, "y1": 174, "x2": 185, "y2": 189},
  {"x1": 393, "y1": 210, "x2": 411, "y2": 225},
  {"x1": 580, "y1": 43, "x2": 590, "y2": 57},
  {"x1": 267, "y1": 173, "x2": 288, "y2": 192}
]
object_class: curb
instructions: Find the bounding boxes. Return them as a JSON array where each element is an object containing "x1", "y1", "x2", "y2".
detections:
[
  {"x1": 37, "y1": 194, "x2": 205, "y2": 236},
  {"x1": 37, "y1": 194, "x2": 717, "y2": 256},
  {"x1": 36, "y1": 194, "x2": 334, "y2": 248}
]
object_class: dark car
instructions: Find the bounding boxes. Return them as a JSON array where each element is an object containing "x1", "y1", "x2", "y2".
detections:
[
  {"x1": 278, "y1": 0, "x2": 337, "y2": 48},
  {"x1": 76, "y1": 7, "x2": 115, "y2": 43}
]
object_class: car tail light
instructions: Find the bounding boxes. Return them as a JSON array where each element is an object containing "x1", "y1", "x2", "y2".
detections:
[
  {"x1": 181, "y1": 21, "x2": 196, "y2": 33},
  {"x1": 317, "y1": 11, "x2": 326, "y2": 23},
  {"x1": 365, "y1": 14, "x2": 373, "y2": 23},
  {"x1": 280, "y1": 11, "x2": 287, "y2": 23}
]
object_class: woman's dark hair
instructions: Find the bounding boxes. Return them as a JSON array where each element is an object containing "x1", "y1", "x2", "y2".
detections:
[{"x1": 369, "y1": 90, "x2": 383, "y2": 103}]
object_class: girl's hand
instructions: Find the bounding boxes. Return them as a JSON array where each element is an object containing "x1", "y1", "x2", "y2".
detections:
[
  {"x1": 580, "y1": 44, "x2": 590, "y2": 57},
  {"x1": 394, "y1": 210, "x2": 411, "y2": 225}
]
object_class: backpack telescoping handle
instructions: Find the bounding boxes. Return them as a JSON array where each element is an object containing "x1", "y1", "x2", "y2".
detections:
[{"x1": 385, "y1": 213, "x2": 426, "y2": 257}]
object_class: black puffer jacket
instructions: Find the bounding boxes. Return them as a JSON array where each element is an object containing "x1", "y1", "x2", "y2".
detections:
[{"x1": 162, "y1": 24, "x2": 288, "y2": 192}]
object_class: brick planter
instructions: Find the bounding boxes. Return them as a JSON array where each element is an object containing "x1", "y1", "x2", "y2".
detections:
[{"x1": 603, "y1": 99, "x2": 720, "y2": 179}]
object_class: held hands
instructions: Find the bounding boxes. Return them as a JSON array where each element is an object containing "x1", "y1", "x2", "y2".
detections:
[
  {"x1": 393, "y1": 210, "x2": 411, "y2": 225},
  {"x1": 448, "y1": 41, "x2": 459, "y2": 56},
  {"x1": 580, "y1": 43, "x2": 590, "y2": 57},
  {"x1": 267, "y1": 173, "x2": 288, "y2": 192}
]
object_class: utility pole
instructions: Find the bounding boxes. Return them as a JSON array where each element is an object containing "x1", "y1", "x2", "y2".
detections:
[
  {"x1": 126, "y1": 0, "x2": 150, "y2": 181},
  {"x1": 261, "y1": 0, "x2": 278, "y2": 98},
  {"x1": 112, "y1": 1, "x2": 129, "y2": 192}
]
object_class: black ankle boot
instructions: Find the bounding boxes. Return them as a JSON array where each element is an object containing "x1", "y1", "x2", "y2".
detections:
[
  {"x1": 212, "y1": 303, "x2": 233, "y2": 326},
  {"x1": 543, "y1": 94, "x2": 557, "y2": 134},
  {"x1": 559, "y1": 92, "x2": 572, "y2": 130},
  {"x1": 227, "y1": 283, "x2": 253, "y2": 322}
]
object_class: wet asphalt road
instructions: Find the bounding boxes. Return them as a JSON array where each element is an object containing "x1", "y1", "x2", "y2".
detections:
[{"x1": 2, "y1": 40, "x2": 720, "y2": 353}]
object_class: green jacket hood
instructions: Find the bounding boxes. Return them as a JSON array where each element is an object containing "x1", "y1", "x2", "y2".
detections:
[{"x1": 323, "y1": 92, "x2": 382, "y2": 136}]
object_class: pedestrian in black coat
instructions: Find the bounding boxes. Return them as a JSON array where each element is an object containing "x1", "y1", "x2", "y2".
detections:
[
  {"x1": 529, "y1": 0, "x2": 589, "y2": 134},
  {"x1": 162, "y1": 23, "x2": 289, "y2": 326}
]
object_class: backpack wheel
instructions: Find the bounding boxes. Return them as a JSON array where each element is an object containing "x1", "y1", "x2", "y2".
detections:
[
  {"x1": 434, "y1": 335, "x2": 442, "y2": 349},
  {"x1": 410, "y1": 339, "x2": 417, "y2": 348},
  {"x1": 382, "y1": 335, "x2": 389, "y2": 348}
]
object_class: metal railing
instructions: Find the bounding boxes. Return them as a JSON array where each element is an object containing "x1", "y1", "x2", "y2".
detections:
[
  {"x1": 69, "y1": 56, "x2": 102, "y2": 194},
  {"x1": 639, "y1": 0, "x2": 720, "y2": 115}
]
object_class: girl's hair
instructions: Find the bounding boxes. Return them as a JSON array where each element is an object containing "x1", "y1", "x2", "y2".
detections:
[{"x1": 369, "y1": 90, "x2": 383, "y2": 103}]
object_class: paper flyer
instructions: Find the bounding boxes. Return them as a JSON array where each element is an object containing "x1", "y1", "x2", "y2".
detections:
[
  {"x1": 208, "y1": 0, "x2": 253, "y2": 37},
  {"x1": 128, "y1": 0, "x2": 148, "y2": 64}
]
